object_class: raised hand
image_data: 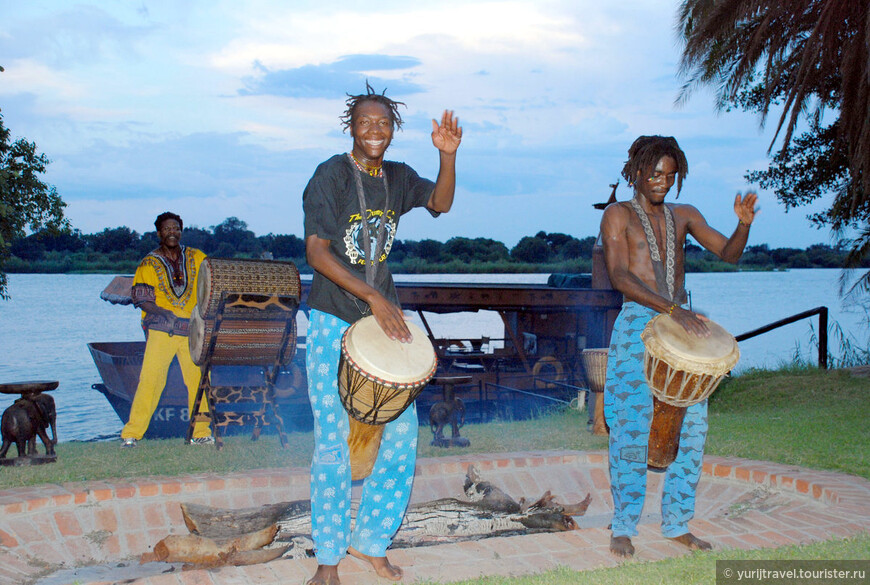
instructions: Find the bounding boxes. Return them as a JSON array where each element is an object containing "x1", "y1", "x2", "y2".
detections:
[
  {"x1": 431, "y1": 110, "x2": 462, "y2": 155},
  {"x1": 734, "y1": 191, "x2": 759, "y2": 226}
]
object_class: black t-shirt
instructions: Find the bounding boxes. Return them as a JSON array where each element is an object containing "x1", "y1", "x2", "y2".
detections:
[{"x1": 303, "y1": 153, "x2": 436, "y2": 324}]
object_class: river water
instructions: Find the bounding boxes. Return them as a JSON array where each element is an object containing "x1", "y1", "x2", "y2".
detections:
[{"x1": 0, "y1": 270, "x2": 865, "y2": 442}]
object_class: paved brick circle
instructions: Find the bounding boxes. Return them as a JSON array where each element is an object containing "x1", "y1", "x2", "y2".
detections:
[{"x1": 1, "y1": 451, "x2": 867, "y2": 585}]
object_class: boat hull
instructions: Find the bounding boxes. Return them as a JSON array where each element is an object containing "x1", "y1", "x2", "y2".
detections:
[
  {"x1": 88, "y1": 341, "x2": 581, "y2": 440},
  {"x1": 87, "y1": 341, "x2": 314, "y2": 439}
]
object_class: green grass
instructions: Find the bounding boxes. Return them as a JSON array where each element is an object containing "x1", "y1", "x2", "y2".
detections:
[
  {"x1": 1, "y1": 366, "x2": 867, "y2": 584},
  {"x1": 0, "y1": 432, "x2": 311, "y2": 488},
  {"x1": 2, "y1": 366, "x2": 864, "y2": 488},
  {"x1": 0, "y1": 407, "x2": 609, "y2": 489},
  {"x1": 705, "y1": 367, "x2": 869, "y2": 478}
]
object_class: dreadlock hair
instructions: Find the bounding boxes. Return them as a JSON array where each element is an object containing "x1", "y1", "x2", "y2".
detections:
[
  {"x1": 155, "y1": 211, "x2": 183, "y2": 231},
  {"x1": 621, "y1": 135, "x2": 689, "y2": 198},
  {"x1": 340, "y1": 80, "x2": 405, "y2": 132}
]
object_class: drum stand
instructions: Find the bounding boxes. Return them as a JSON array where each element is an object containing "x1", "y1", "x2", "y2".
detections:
[{"x1": 187, "y1": 293, "x2": 297, "y2": 450}]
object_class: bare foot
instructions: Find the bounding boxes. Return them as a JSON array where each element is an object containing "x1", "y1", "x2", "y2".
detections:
[
  {"x1": 610, "y1": 535, "x2": 635, "y2": 557},
  {"x1": 668, "y1": 532, "x2": 712, "y2": 551},
  {"x1": 348, "y1": 546, "x2": 403, "y2": 581},
  {"x1": 307, "y1": 564, "x2": 340, "y2": 585}
]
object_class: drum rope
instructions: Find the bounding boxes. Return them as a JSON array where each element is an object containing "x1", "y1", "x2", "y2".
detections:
[{"x1": 341, "y1": 365, "x2": 412, "y2": 424}]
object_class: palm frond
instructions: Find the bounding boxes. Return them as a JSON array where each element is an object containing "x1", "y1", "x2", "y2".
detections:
[{"x1": 677, "y1": 0, "x2": 869, "y2": 193}]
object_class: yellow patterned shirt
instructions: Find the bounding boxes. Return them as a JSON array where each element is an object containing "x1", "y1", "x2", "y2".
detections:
[{"x1": 131, "y1": 247, "x2": 206, "y2": 325}]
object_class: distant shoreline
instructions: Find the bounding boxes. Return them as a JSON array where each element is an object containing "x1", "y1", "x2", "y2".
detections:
[
  {"x1": 7, "y1": 224, "x2": 860, "y2": 276},
  {"x1": 3, "y1": 257, "x2": 825, "y2": 275}
]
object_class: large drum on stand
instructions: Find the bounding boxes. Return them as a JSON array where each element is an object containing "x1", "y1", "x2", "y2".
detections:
[
  {"x1": 190, "y1": 258, "x2": 301, "y2": 366},
  {"x1": 189, "y1": 310, "x2": 298, "y2": 366},
  {"x1": 338, "y1": 315, "x2": 437, "y2": 480},
  {"x1": 186, "y1": 258, "x2": 301, "y2": 449},
  {"x1": 641, "y1": 314, "x2": 739, "y2": 468}
]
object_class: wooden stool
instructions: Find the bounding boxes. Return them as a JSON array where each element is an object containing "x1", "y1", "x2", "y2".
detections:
[{"x1": 0, "y1": 381, "x2": 58, "y2": 465}]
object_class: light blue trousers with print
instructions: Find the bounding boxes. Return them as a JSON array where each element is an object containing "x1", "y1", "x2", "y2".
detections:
[
  {"x1": 603, "y1": 302, "x2": 708, "y2": 538},
  {"x1": 306, "y1": 309, "x2": 418, "y2": 565}
]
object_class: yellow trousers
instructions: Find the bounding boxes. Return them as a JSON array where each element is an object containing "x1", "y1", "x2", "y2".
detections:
[{"x1": 121, "y1": 330, "x2": 211, "y2": 440}]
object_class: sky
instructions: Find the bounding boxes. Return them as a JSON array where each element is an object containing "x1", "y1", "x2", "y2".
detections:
[{"x1": 0, "y1": 0, "x2": 838, "y2": 249}]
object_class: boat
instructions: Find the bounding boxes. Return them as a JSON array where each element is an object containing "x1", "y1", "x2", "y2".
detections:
[{"x1": 90, "y1": 266, "x2": 622, "y2": 440}]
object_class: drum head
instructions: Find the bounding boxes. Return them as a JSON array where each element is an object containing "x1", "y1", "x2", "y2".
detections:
[
  {"x1": 646, "y1": 314, "x2": 739, "y2": 366},
  {"x1": 196, "y1": 259, "x2": 214, "y2": 314},
  {"x1": 343, "y1": 315, "x2": 436, "y2": 384},
  {"x1": 189, "y1": 310, "x2": 206, "y2": 365}
]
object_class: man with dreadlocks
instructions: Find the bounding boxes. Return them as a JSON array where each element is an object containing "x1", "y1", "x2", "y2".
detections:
[
  {"x1": 600, "y1": 135, "x2": 757, "y2": 557},
  {"x1": 302, "y1": 83, "x2": 461, "y2": 585}
]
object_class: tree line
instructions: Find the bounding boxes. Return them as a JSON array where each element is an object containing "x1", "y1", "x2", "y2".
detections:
[{"x1": 5, "y1": 216, "x2": 862, "y2": 276}]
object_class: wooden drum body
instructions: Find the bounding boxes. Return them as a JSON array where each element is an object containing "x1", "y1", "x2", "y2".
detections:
[
  {"x1": 189, "y1": 310, "x2": 297, "y2": 366},
  {"x1": 190, "y1": 258, "x2": 301, "y2": 367},
  {"x1": 338, "y1": 316, "x2": 437, "y2": 480},
  {"x1": 641, "y1": 314, "x2": 739, "y2": 468},
  {"x1": 197, "y1": 258, "x2": 301, "y2": 319},
  {"x1": 581, "y1": 348, "x2": 609, "y2": 436}
]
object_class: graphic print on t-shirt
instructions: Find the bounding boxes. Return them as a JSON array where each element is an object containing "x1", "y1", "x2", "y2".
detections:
[{"x1": 343, "y1": 208, "x2": 397, "y2": 266}]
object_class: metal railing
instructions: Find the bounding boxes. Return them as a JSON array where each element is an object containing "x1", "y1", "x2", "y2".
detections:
[
  {"x1": 483, "y1": 381, "x2": 573, "y2": 404},
  {"x1": 734, "y1": 306, "x2": 828, "y2": 369}
]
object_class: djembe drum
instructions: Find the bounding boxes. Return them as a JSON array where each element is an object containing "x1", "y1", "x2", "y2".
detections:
[
  {"x1": 641, "y1": 314, "x2": 740, "y2": 468},
  {"x1": 338, "y1": 315, "x2": 437, "y2": 480},
  {"x1": 581, "y1": 348, "x2": 609, "y2": 436}
]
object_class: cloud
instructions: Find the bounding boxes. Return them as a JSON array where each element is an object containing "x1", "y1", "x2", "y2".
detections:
[
  {"x1": 56, "y1": 129, "x2": 323, "y2": 236},
  {"x1": 2, "y1": 0, "x2": 839, "y2": 250},
  {"x1": 0, "y1": 5, "x2": 152, "y2": 69},
  {"x1": 239, "y1": 54, "x2": 424, "y2": 98},
  {"x1": 54, "y1": 130, "x2": 320, "y2": 198}
]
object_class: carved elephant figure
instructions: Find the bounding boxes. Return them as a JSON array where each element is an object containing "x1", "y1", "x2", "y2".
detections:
[
  {"x1": 30, "y1": 392, "x2": 57, "y2": 449},
  {"x1": 0, "y1": 393, "x2": 56, "y2": 459},
  {"x1": 429, "y1": 398, "x2": 467, "y2": 447}
]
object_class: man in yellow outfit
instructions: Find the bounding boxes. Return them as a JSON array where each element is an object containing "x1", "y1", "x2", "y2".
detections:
[{"x1": 120, "y1": 211, "x2": 212, "y2": 446}]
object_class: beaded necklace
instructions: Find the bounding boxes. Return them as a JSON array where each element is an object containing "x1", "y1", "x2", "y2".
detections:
[
  {"x1": 350, "y1": 152, "x2": 383, "y2": 177},
  {"x1": 629, "y1": 198, "x2": 676, "y2": 302}
]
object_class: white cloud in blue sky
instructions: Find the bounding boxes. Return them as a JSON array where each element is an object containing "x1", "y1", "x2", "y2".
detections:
[
  {"x1": 240, "y1": 55, "x2": 425, "y2": 98},
  {"x1": 0, "y1": 0, "x2": 835, "y2": 247}
]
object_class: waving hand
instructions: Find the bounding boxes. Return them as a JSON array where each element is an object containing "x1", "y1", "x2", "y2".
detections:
[{"x1": 431, "y1": 110, "x2": 462, "y2": 155}]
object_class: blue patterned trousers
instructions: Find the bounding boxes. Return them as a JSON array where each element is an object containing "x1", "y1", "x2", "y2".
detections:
[
  {"x1": 306, "y1": 309, "x2": 418, "y2": 565},
  {"x1": 603, "y1": 302, "x2": 708, "y2": 538}
]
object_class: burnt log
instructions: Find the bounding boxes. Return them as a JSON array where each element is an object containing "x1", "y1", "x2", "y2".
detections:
[
  {"x1": 158, "y1": 465, "x2": 592, "y2": 565},
  {"x1": 140, "y1": 524, "x2": 281, "y2": 566},
  {"x1": 181, "y1": 500, "x2": 306, "y2": 538}
]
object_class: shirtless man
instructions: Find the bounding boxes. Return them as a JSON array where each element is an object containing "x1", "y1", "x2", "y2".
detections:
[{"x1": 600, "y1": 135, "x2": 757, "y2": 557}]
